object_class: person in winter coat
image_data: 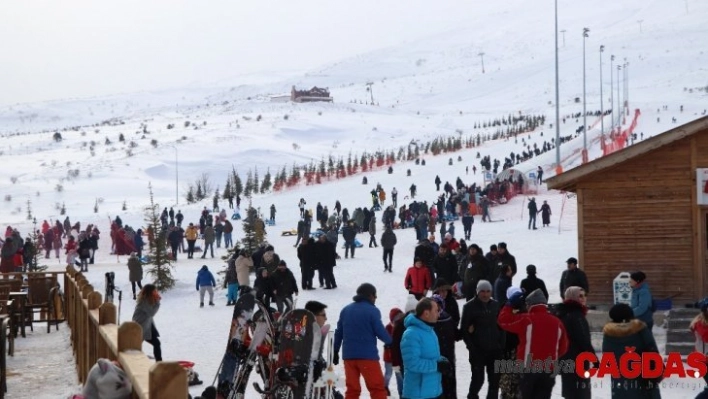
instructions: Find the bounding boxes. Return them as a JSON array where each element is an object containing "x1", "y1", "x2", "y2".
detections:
[
  {"x1": 430, "y1": 294, "x2": 458, "y2": 399},
  {"x1": 196, "y1": 265, "x2": 216, "y2": 307},
  {"x1": 223, "y1": 220, "x2": 233, "y2": 248},
  {"x1": 201, "y1": 224, "x2": 215, "y2": 259},
  {"x1": 602, "y1": 303, "x2": 661, "y2": 399},
  {"x1": 496, "y1": 242, "x2": 517, "y2": 276},
  {"x1": 432, "y1": 244, "x2": 459, "y2": 286},
  {"x1": 225, "y1": 254, "x2": 238, "y2": 305},
  {"x1": 540, "y1": 200, "x2": 552, "y2": 227},
  {"x1": 127, "y1": 253, "x2": 143, "y2": 299},
  {"x1": 498, "y1": 289, "x2": 569, "y2": 398},
  {"x1": 333, "y1": 283, "x2": 391, "y2": 399},
  {"x1": 88, "y1": 227, "x2": 100, "y2": 264},
  {"x1": 342, "y1": 221, "x2": 357, "y2": 259},
  {"x1": 175, "y1": 210, "x2": 184, "y2": 227},
  {"x1": 368, "y1": 216, "x2": 378, "y2": 248},
  {"x1": 43, "y1": 229, "x2": 54, "y2": 259},
  {"x1": 557, "y1": 287, "x2": 595, "y2": 399},
  {"x1": 314, "y1": 235, "x2": 337, "y2": 289},
  {"x1": 520, "y1": 265, "x2": 549, "y2": 300},
  {"x1": 527, "y1": 197, "x2": 538, "y2": 230},
  {"x1": 269, "y1": 204, "x2": 276, "y2": 223},
  {"x1": 391, "y1": 295, "x2": 419, "y2": 380},
  {"x1": 133, "y1": 228, "x2": 144, "y2": 258},
  {"x1": 460, "y1": 280, "x2": 505, "y2": 399},
  {"x1": 235, "y1": 250, "x2": 253, "y2": 294},
  {"x1": 185, "y1": 223, "x2": 199, "y2": 259},
  {"x1": 132, "y1": 284, "x2": 162, "y2": 361},
  {"x1": 414, "y1": 240, "x2": 435, "y2": 271},
  {"x1": 78, "y1": 235, "x2": 92, "y2": 272},
  {"x1": 559, "y1": 257, "x2": 589, "y2": 299},
  {"x1": 461, "y1": 213, "x2": 474, "y2": 241},
  {"x1": 405, "y1": 258, "x2": 432, "y2": 300},
  {"x1": 380, "y1": 226, "x2": 397, "y2": 272},
  {"x1": 214, "y1": 220, "x2": 224, "y2": 248},
  {"x1": 432, "y1": 278, "x2": 461, "y2": 326},
  {"x1": 629, "y1": 271, "x2": 654, "y2": 330},
  {"x1": 271, "y1": 260, "x2": 298, "y2": 314},
  {"x1": 65, "y1": 235, "x2": 78, "y2": 267},
  {"x1": 463, "y1": 244, "x2": 490, "y2": 301},
  {"x1": 401, "y1": 298, "x2": 448, "y2": 399},
  {"x1": 384, "y1": 308, "x2": 404, "y2": 397},
  {"x1": 167, "y1": 227, "x2": 181, "y2": 260},
  {"x1": 297, "y1": 238, "x2": 317, "y2": 290},
  {"x1": 0, "y1": 237, "x2": 17, "y2": 273},
  {"x1": 435, "y1": 175, "x2": 442, "y2": 191},
  {"x1": 690, "y1": 297, "x2": 708, "y2": 399},
  {"x1": 494, "y1": 264, "x2": 513, "y2": 304}
]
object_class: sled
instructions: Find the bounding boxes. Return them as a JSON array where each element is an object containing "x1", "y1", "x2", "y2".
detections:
[
  {"x1": 265, "y1": 219, "x2": 276, "y2": 226},
  {"x1": 231, "y1": 213, "x2": 241, "y2": 221},
  {"x1": 442, "y1": 214, "x2": 460, "y2": 222},
  {"x1": 341, "y1": 239, "x2": 364, "y2": 249},
  {"x1": 281, "y1": 229, "x2": 298, "y2": 237}
]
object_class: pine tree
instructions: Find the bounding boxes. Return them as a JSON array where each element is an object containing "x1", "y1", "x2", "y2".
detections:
[
  {"x1": 196, "y1": 182, "x2": 204, "y2": 201},
  {"x1": 260, "y1": 169, "x2": 272, "y2": 193},
  {"x1": 223, "y1": 179, "x2": 232, "y2": 203},
  {"x1": 143, "y1": 184, "x2": 176, "y2": 291},
  {"x1": 94, "y1": 199, "x2": 99, "y2": 213},
  {"x1": 244, "y1": 170, "x2": 253, "y2": 198},
  {"x1": 186, "y1": 185, "x2": 195, "y2": 204},
  {"x1": 232, "y1": 168, "x2": 243, "y2": 197},
  {"x1": 122, "y1": 200, "x2": 127, "y2": 211},
  {"x1": 253, "y1": 167, "x2": 260, "y2": 194},
  {"x1": 241, "y1": 203, "x2": 266, "y2": 254},
  {"x1": 60, "y1": 202, "x2": 66, "y2": 215}
]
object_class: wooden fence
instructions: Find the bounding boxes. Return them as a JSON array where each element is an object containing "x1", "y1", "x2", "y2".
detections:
[{"x1": 64, "y1": 266, "x2": 188, "y2": 398}]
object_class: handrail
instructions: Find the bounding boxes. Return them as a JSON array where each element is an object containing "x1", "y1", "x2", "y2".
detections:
[{"x1": 63, "y1": 266, "x2": 188, "y2": 398}]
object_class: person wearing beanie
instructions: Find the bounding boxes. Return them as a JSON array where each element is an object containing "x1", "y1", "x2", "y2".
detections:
[
  {"x1": 629, "y1": 270, "x2": 655, "y2": 330},
  {"x1": 559, "y1": 257, "x2": 589, "y2": 300},
  {"x1": 494, "y1": 264, "x2": 514, "y2": 305},
  {"x1": 485, "y1": 244, "x2": 500, "y2": 269},
  {"x1": 333, "y1": 283, "x2": 391, "y2": 399},
  {"x1": 390, "y1": 294, "x2": 419, "y2": 387},
  {"x1": 400, "y1": 297, "x2": 447, "y2": 399},
  {"x1": 602, "y1": 303, "x2": 661, "y2": 398},
  {"x1": 380, "y1": 225, "x2": 397, "y2": 272},
  {"x1": 555, "y1": 287, "x2": 594, "y2": 399},
  {"x1": 271, "y1": 260, "x2": 298, "y2": 314},
  {"x1": 196, "y1": 265, "x2": 216, "y2": 307},
  {"x1": 430, "y1": 294, "x2": 458, "y2": 399},
  {"x1": 405, "y1": 258, "x2": 432, "y2": 300},
  {"x1": 496, "y1": 242, "x2": 517, "y2": 276},
  {"x1": 383, "y1": 308, "x2": 404, "y2": 397},
  {"x1": 432, "y1": 277, "x2": 460, "y2": 325},
  {"x1": 498, "y1": 288, "x2": 568, "y2": 398},
  {"x1": 460, "y1": 279, "x2": 505, "y2": 399},
  {"x1": 520, "y1": 265, "x2": 549, "y2": 300},
  {"x1": 463, "y1": 244, "x2": 491, "y2": 301}
]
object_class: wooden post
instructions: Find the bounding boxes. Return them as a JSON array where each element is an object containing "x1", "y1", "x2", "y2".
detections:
[
  {"x1": 118, "y1": 322, "x2": 143, "y2": 353},
  {"x1": 149, "y1": 362, "x2": 188, "y2": 399},
  {"x1": 98, "y1": 302, "x2": 117, "y2": 360},
  {"x1": 87, "y1": 292, "x2": 102, "y2": 373}
]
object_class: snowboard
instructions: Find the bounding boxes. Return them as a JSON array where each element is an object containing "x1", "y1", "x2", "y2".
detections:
[
  {"x1": 217, "y1": 292, "x2": 256, "y2": 397},
  {"x1": 272, "y1": 309, "x2": 316, "y2": 399}
]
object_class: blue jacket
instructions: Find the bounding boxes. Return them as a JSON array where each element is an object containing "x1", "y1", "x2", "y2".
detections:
[
  {"x1": 401, "y1": 313, "x2": 443, "y2": 399},
  {"x1": 334, "y1": 295, "x2": 392, "y2": 360},
  {"x1": 134, "y1": 229, "x2": 144, "y2": 250},
  {"x1": 631, "y1": 282, "x2": 653, "y2": 325},
  {"x1": 196, "y1": 266, "x2": 216, "y2": 289}
]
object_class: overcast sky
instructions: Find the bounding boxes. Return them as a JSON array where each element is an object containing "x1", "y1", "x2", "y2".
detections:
[{"x1": 1, "y1": 0, "x2": 473, "y2": 106}]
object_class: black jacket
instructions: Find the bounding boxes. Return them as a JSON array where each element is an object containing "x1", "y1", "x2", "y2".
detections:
[
  {"x1": 460, "y1": 297, "x2": 505, "y2": 356},
  {"x1": 494, "y1": 275, "x2": 512, "y2": 304},
  {"x1": 498, "y1": 251, "x2": 517, "y2": 276},
  {"x1": 271, "y1": 268, "x2": 298, "y2": 297},
  {"x1": 314, "y1": 240, "x2": 337, "y2": 268},
  {"x1": 414, "y1": 243, "x2": 435, "y2": 268},
  {"x1": 560, "y1": 268, "x2": 589, "y2": 299},
  {"x1": 463, "y1": 254, "x2": 490, "y2": 300},
  {"x1": 434, "y1": 312, "x2": 458, "y2": 364},
  {"x1": 297, "y1": 240, "x2": 316, "y2": 270},
  {"x1": 520, "y1": 275, "x2": 549, "y2": 300},
  {"x1": 556, "y1": 300, "x2": 595, "y2": 398},
  {"x1": 432, "y1": 253, "x2": 460, "y2": 284},
  {"x1": 380, "y1": 229, "x2": 397, "y2": 250},
  {"x1": 342, "y1": 225, "x2": 357, "y2": 243}
]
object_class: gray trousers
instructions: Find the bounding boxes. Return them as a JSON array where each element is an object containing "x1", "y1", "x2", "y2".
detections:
[{"x1": 199, "y1": 286, "x2": 214, "y2": 303}]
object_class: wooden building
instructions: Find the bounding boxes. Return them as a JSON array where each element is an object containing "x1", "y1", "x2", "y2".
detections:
[
  {"x1": 546, "y1": 116, "x2": 708, "y2": 305},
  {"x1": 290, "y1": 86, "x2": 333, "y2": 103}
]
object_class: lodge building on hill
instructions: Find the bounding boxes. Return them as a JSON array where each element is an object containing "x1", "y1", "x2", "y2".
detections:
[
  {"x1": 290, "y1": 86, "x2": 333, "y2": 103},
  {"x1": 546, "y1": 116, "x2": 708, "y2": 305}
]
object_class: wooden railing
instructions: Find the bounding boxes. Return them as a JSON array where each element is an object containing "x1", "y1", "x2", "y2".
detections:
[{"x1": 64, "y1": 266, "x2": 188, "y2": 398}]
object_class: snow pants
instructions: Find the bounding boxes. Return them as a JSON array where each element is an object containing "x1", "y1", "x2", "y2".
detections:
[{"x1": 343, "y1": 359, "x2": 387, "y2": 399}]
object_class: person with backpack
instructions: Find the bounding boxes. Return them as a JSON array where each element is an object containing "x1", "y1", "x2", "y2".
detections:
[{"x1": 629, "y1": 271, "x2": 655, "y2": 330}]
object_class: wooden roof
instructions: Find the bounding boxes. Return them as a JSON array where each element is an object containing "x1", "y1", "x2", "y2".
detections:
[{"x1": 546, "y1": 116, "x2": 708, "y2": 191}]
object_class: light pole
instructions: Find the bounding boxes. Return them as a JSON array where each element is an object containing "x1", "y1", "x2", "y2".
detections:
[
  {"x1": 610, "y1": 55, "x2": 615, "y2": 129},
  {"x1": 554, "y1": 0, "x2": 561, "y2": 169},
  {"x1": 582, "y1": 28, "x2": 590, "y2": 160},
  {"x1": 617, "y1": 65, "x2": 622, "y2": 128},
  {"x1": 624, "y1": 60, "x2": 629, "y2": 116},
  {"x1": 478, "y1": 52, "x2": 485, "y2": 73},
  {"x1": 600, "y1": 45, "x2": 605, "y2": 140},
  {"x1": 637, "y1": 20, "x2": 644, "y2": 33}
]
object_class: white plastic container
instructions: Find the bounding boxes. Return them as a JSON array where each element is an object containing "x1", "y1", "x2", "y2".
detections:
[{"x1": 613, "y1": 272, "x2": 632, "y2": 305}]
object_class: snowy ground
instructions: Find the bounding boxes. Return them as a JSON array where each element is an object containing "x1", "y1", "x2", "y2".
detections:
[{"x1": 1, "y1": 0, "x2": 707, "y2": 397}]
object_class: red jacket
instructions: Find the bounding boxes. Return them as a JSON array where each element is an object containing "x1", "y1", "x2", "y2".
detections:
[
  {"x1": 404, "y1": 266, "x2": 432, "y2": 295},
  {"x1": 498, "y1": 305, "x2": 569, "y2": 363},
  {"x1": 383, "y1": 308, "x2": 403, "y2": 363},
  {"x1": 65, "y1": 240, "x2": 77, "y2": 254}
]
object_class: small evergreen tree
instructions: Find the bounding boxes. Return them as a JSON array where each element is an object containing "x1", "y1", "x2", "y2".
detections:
[
  {"x1": 253, "y1": 168, "x2": 260, "y2": 194},
  {"x1": 241, "y1": 205, "x2": 260, "y2": 254},
  {"x1": 196, "y1": 182, "x2": 204, "y2": 201},
  {"x1": 186, "y1": 185, "x2": 195, "y2": 203},
  {"x1": 213, "y1": 187, "x2": 220, "y2": 211},
  {"x1": 244, "y1": 170, "x2": 254, "y2": 197},
  {"x1": 122, "y1": 200, "x2": 127, "y2": 211},
  {"x1": 144, "y1": 183, "x2": 176, "y2": 291},
  {"x1": 94, "y1": 199, "x2": 99, "y2": 213},
  {"x1": 260, "y1": 169, "x2": 272, "y2": 193},
  {"x1": 60, "y1": 202, "x2": 66, "y2": 215},
  {"x1": 26, "y1": 199, "x2": 32, "y2": 221}
]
